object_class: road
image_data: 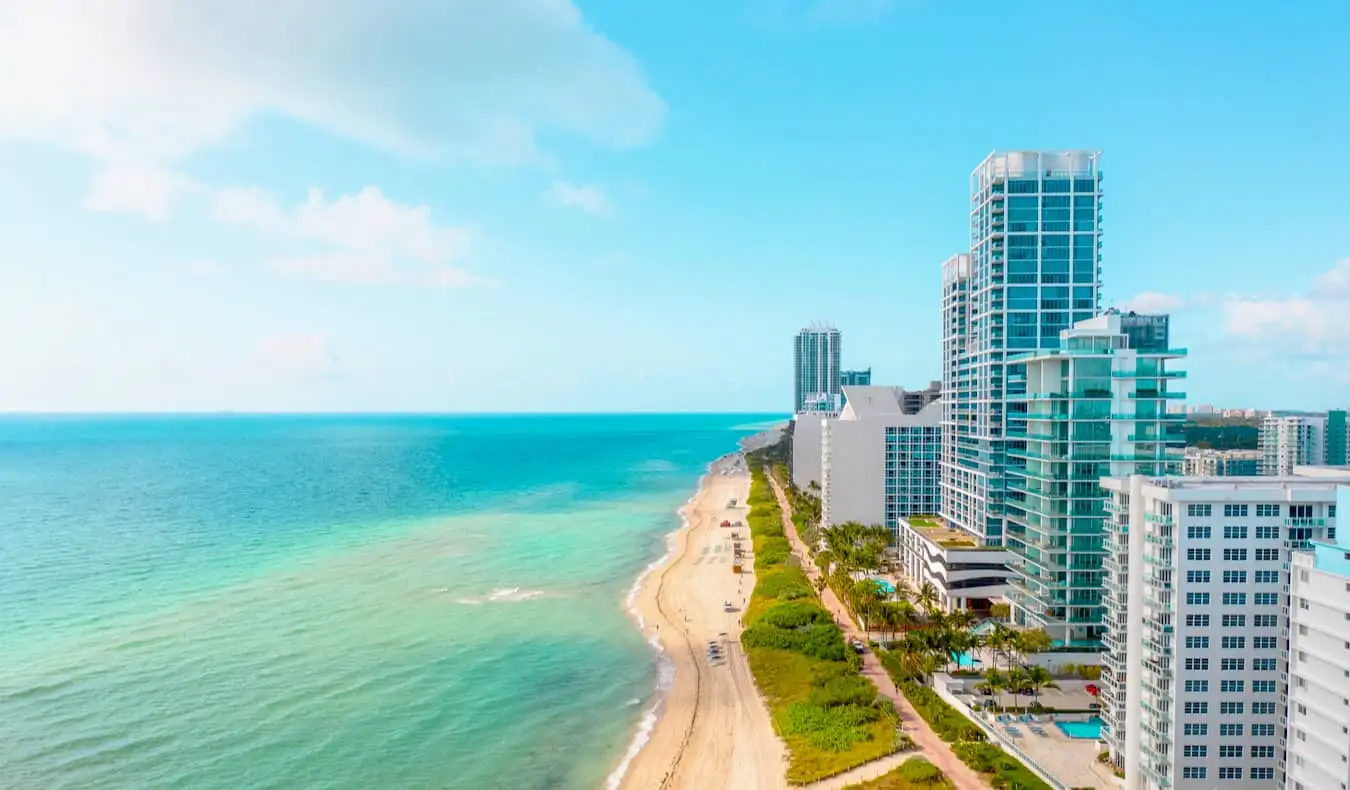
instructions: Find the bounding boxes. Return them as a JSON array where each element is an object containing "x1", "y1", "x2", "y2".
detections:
[{"x1": 765, "y1": 473, "x2": 989, "y2": 790}]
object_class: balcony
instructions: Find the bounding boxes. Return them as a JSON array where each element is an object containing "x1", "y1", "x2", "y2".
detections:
[{"x1": 1129, "y1": 391, "x2": 1187, "y2": 400}]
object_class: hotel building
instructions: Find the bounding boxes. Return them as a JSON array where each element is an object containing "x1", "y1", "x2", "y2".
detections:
[
  {"x1": 1286, "y1": 484, "x2": 1350, "y2": 790},
  {"x1": 819, "y1": 385, "x2": 941, "y2": 531},
  {"x1": 1100, "y1": 471, "x2": 1348, "y2": 790},
  {"x1": 940, "y1": 151, "x2": 1104, "y2": 547},
  {"x1": 794, "y1": 325, "x2": 842, "y2": 415},
  {"x1": 1003, "y1": 311, "x2": 1185, "y2": 646},
  {"x1": 894, "y1": 514, "x2": 1012, "y2": 612}
]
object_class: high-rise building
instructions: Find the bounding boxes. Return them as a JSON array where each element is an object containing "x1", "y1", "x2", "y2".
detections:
[
  {"x1": 1327, "y1": 408, "x2": 1348, "y2": 466},
  {"x1": 1003, "y1": 311, "x2": 1185, "y2": 645},
  {"x1": 820, "y1": 385, "x2": 941, "y2": 532},
  {"x1": 1100, "y1": 471, "x2": 1348, "y2": 790},
  {"x1": 1286, "y1": 486, "x2": 1350, "y2": 790},
  {"x1": 794, "y1": 325, "x2": 842, "y2": 415},
  {"x1": 1260, "y1": 414, "x2": 1330, "y2": 475},
  {"x1": 940, "y1": 151, "x2": 1104, "y2": 546},
  {"x1": 1182, "y1": 448, "x2": 1263, "y2": 476}
]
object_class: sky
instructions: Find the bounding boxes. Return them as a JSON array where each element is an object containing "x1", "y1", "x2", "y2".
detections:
[{"x1": 1, "y1": 0, "x2": 1348, "y2": 413}]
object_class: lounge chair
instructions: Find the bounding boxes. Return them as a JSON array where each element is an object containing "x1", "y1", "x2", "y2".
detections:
[{"x1": 1006, "y1": 726, "x2": 1023, "y2": 738}]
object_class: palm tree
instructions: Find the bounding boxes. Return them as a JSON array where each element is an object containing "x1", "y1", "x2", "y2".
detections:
[
  {"x1": 814, "y1": 548, "x2": 837, "y2": 577},
  {"x1": 892, "y1": 576, "x2": 914, "y2": 604},
  {"x1": 1025, "y1": 665, "x2": 1058, "y2": 706},
  {"x1": 1005, "y1": 667, "x2": 1031, "y2": 710},
  {"x1": 916, "y1": 581, "x2": 940, "y2": 616},
  {"x1": 948, "y1": 629, "x2": 977, "y2": 673},
  {"x1": 987, "y1": 624, "x2": 1015, "y2": 673},
  {"x1": 989, "y1": 602, "x2": 1011, "y2": 621},
  {"x1": 979, "y1": 668, "x2": 1008, "y2": 708},
  {"x1": 1015, "y1": 628, "x2": 1054, "y2": 666}
]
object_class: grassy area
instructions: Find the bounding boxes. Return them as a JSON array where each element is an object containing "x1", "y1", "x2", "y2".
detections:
[
  {"x1": 841, "y1": 757, "x2": 951, "y2": 788},
  {"x1": 739, "y1": 463, "x2": 907, "y2": 784}
]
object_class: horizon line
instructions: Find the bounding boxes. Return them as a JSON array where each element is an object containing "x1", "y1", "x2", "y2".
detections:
[{"x1": 0, "y1": 410, "x2": 793, "y2": 418}]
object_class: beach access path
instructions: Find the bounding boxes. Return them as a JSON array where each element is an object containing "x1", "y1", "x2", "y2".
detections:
[{"x1": 766, "y1": 473, "x2": 990, "y2": 790}]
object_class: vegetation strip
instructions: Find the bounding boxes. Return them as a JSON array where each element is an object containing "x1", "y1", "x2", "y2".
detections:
[{"x1": 740, "y1": 458, "x2": 909, "y2": 785}]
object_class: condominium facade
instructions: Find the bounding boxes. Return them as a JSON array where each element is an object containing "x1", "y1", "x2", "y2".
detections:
[
  {"x1": 1183, "y1": 448, "x2": 1263, "y2": 476},
  {"x1": 1260, "y1": 415, "x2": 1329, "y2": 476},
  {"x1": 839, "y1": 369, "x2": 873, "y2": 409},
  {"x1": 940, "y1": 151, "x2": 1103, "y2": 546},
  {"x1": 1286, "y1": 486, "x2": 1350, "y2": 790},
  {"x1": 894, "y1": 515, "x2": 1012, "y2": 612},
  {"x1": 1100, "y1": 472, "x2": 1347, "y2": 790},
  {"x1": 820, "y1": 385, "x2": 941, "y2": 531},
  {"x1": 1004, "y1": 311, "x2": 1185, "y2": 646},
  {"x1": 794, "y1": 325, "x2": 842, "y2": 415}
]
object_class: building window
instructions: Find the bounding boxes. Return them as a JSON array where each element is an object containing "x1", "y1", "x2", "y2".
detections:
[
  {"x1": 1221, "y1": 636, "x2": 1246, "y2": 649},
  {"x1": 1254, "y1": 592, "x2": 1280, "y2": 606},
  {"x1": 1223, "y1": 548, "x2": 1248, "y2": 561},
  {"x1": 1254, "y1": 614, "x2": 1279, "y2": 627},
  {"x1": 1255, "y1": 548, "x2": 1280, "y2": 561},
  {"x1": 1221, "y1": 658, "x2": 1245, "y2": 671},
  {"x1": 1185, "y1": 658, "x2": 1210, "y2": 671},
  {"x1": 1222, "y1": 614, "x2": 1246, "y2": 627},
  {"x1": 1220, "y1": 680, "x2": 1245, "y2": 693},
  {"x1": 1219, "y1": 723, "x2": 1243, "y2": 736},
  {"x1": 1186, "y1": 636, "x2": 1209, "y2": 649},
  {"x1": 1223, "y1": 570, "x2": 1247, "y2": 584},
  {"x1": 1256, "y1": 525, "x2": 1279, "y2": 539},
  {"x1": 1184, "y1": 723, "x2": 1208, "y2": 736},
  {"x1": 1223, "y1": 525, "x2": 1248, "y2": 539},
  {"x1": 1252, "y1": 703, "x2": 1277, "y2": 716},
  {"x1": 1186, "y1": 614, "x2": 1210, "y2": 627},
  {"x1": 1183, "y1": 745, "x2": 1208, "y2": 757},
  {"x1": 1182, "y1": 767, "x2": 1206, "y2": 779},
  {"x1": 1187, "y1": 570, "x2": 1211, "y2": 583},
  {"x1": 1218, "y1": 766, "x2": 1242, "y2": 780},
  {"x1": 1255, "y1": 570, "x2": 1280, "y2": 583},
  {"x1": 1253, "y1": 637, "x2": 1278, "y2": 650},
  {"x1": 1187, "y1": 527, "x2": 1211, "y2": 540},
  {"x1": 1252, "y1": 723, "x2": 1276, "y2": 736},
  {"x1": 1256, "y1": 504, "x2": 1279, "y2": 517},
  {"x1": 1222, "y1": 592, "x2": 1247, "y2": 606},
  {"x1": 1184, "y1": 701, "x2": 1208, "y2": 714},
  {"x1": 1187, "y1": 592, "x2": 1210, "y2": 605},
  {"x1": 1185, "y1": 680, "x2": 1209, "y2": 692},
  {"x1": 1252, "y1": 680, "x2": 1277, "y2": 693},
  {"x1": 1253, "y1": 658, "x2": 1277, "y2": 671},
  {"x1": 1188, "y1": 504, "x2": 1212, "y2": 517}
]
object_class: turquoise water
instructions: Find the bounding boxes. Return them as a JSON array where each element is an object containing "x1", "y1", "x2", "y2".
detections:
[
  {"x1": 1055, "y1": 718, "x2": 1104, "y2": 739},
  {"x1": 955, "y1": 651, "x2": 980, "y2": 668},
  {"x1": 0, "y1": 414, "x2": 777, "y2": 789},
  {"x1": 872, "y1": 579, "x2": 895, "y2": 595}
]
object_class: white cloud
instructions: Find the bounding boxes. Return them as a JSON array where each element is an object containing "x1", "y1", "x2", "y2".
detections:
[
  {"x1": 544, "y1": 181, "x2": 613, "y2": 216},
  {"x1": 83, "y1": 164, "x2": 197, "y2": 220},
  {"x1": 0, "y1": 0, "x2": 665, "y2": 209},
  {"x1": 213, "y1": 185, "x2": 481, "y2": 287},
  {"x1": 1221, "y1": 259, "x2": 1350, "y2": 354},
  {"x1": 1119, "y1": 291, "x2": 1184, "y2": 314}
]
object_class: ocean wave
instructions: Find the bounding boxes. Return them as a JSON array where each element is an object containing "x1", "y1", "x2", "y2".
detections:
[{"x1": 452, "y1": 587, "x2": 547, "y2": 605}]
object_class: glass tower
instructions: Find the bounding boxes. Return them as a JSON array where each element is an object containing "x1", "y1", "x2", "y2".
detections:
[
  {"x1": 794, "y1": 325, "x2": 842, "y2": 414},
  {"x1": 940, "y1": 151, "x2": 1103, "y2": 546}
]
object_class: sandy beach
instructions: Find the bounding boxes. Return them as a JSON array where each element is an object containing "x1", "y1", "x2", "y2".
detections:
[{"x1": 618, "y1": 456, "x2": 787, "y2": 790}]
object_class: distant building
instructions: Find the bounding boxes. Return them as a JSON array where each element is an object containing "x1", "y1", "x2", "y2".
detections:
[
  {"x1": 820, "y1": 385, "x2": 941, "y2": 532},
  {"x1": 1287, "y1": 484, "x2": 1350, "y2": 790},
  {"x1": 790, "y1": 414, "x2": 826, "y2": 491},
  {"x1": 840, "y1": 368, "x2": 872, "y2": 387},
  {"x1": 839, "y1": 369, "x2": 872, "y2": 409},
  {"x1": 1182, "y1": 448, "x2": 1262, "y2": 476},
  {"x1": 794, "y1": 325, "x2": 842, "y2": 415},
  {"x1": 1260, "y1": 414, "x2": 1330, "y2": 475}
]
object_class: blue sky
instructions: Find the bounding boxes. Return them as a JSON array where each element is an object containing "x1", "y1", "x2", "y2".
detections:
[{"x1": 1, "y1": 0, "x2": 1347, "y2": 412}]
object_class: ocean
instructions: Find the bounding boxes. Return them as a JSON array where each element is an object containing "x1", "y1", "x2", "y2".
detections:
[{"x1": 0, "y1": 414, "x2": 778, "y2": 790}]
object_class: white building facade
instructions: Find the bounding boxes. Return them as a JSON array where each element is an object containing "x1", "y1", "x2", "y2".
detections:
[
  {"x1": 820, "y1": 386, "x2": 941, "y2": 531},
  {"x1": 1285, "y1": 483, "x2": 1350, "y2": 790},
  {"x1": 791, "y1": 414, "x2": 826, "y2": 492},
  {"x1": 1183, "y1": 448, "x2": 1263, "y2": 477},
  {"x1": 794, "y1": 325, "x2": 842, "y2": 415},
  {"x1": 894, "y1": 516, "x2": 1012, "y2": 611},
  {"x1": 940, "y1": 151, "x2": 1104, "y2": 547},
  {"x1": 1100, "y1": 472, "x2": 1348, "y2": 790}
]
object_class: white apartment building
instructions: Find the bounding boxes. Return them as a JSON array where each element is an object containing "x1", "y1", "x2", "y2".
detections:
[
  {"x1": 820, "y1": 386, "x2": 941, "y2": 531},
  {"x1": 940, "y1": 151, "x2": 1104, "y2": 547},
  {"x1": 894, "y1": 515, "x2": 1011, "y2": 611},
  {"x1": 1101, "y1": 472, "x2": 1348, "y2": 790},
  {"x1": 1258, "y1": 413, "x2": 1350, "y2": 475},
  {"x1": 1286, "y1": 483, "x2": 1350, "y2": 790},
  {"x1": 794, "y1": 325, "x2": 842, "y2": 415},
  {"x1": 1183, "y1": 448, "x2": 1263, "y2": 477},
  {"x1": 791, "y1": 413, "x2": 825, "y2": 491}
]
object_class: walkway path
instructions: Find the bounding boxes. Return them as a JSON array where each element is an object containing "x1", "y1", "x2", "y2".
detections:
[{"x1": 766, "y1": 473, "x2": 989, "y2": 790}]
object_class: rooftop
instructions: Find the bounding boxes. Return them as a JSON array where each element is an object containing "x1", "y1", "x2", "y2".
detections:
[{"x1": 902, "y1": 514, "x2": 980, "y2": 548}]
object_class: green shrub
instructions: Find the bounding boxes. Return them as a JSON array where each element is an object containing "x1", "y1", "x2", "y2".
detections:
[
  {"x1": 755, "y1": 536, "x2": 793, "y2": 568},
  {"x1": 899, "y1": 682, "x2": 986, "y2": 743},
  {"x1": 897, "y1": 757, "x2": 943, "y2": 784},
  {"x1": 951, "y1": 743, "x2": 1052, "y2": 790},
  {"x1": 757, "y1": 565, "x2": 813, "y2": 600},
  {"x1": 809, "y1": 675, "x2": 878, "y2": 709},
  {"x1": 759, "y1": 600, "x2": 832, "y2": 629},
  {"x1": 781, "y1": 701, "x2": 881, "y2": 751}
]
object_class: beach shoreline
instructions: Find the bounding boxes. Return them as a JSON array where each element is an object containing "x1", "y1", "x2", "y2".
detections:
[{"x1": 607, "y1": 451, "x2": 786, "y2": 790}]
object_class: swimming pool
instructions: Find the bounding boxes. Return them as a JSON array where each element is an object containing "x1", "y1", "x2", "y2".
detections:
[
  {"x1": 954, "y1": 651, "x2": 980, "y2": 668},
  {"x1": 1055, "y1": 718, "x2": 1103, "y2": 740},
  {"x1": 872, "y1": 578, "x2": 895, "y2": 595}
]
